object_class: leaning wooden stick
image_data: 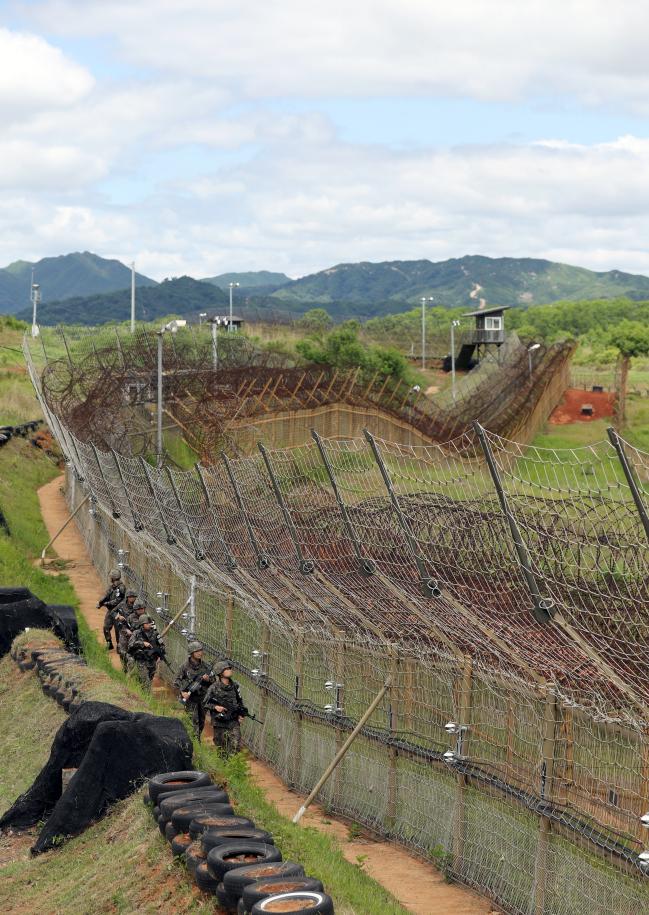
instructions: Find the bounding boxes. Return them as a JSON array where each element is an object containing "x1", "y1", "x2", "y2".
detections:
[{"x1": 292, "y1": 676, "x2": 393, "y2": 824}]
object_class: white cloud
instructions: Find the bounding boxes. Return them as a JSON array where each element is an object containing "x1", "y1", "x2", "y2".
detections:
[
  {"x1": 27, "y1": 1, "x2": 649, "y2": 111},
  {"x1": 0, "y1": 27, "x2": 93, "y2": 118}
]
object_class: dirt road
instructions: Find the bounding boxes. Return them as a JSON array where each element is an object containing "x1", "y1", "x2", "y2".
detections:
[{"x1": 37, "y1": 473, "x2": 498, "y2": 915}]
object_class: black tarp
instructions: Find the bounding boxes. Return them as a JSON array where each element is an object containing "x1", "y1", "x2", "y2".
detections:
[
  {"x1": 0, "y1": 588, "x2": 80, "y2": 654},
  {"x1": 0, "y1": 701, "x2": 193, "y2": 853}
]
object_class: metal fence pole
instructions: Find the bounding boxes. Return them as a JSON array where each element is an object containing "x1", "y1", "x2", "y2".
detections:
[
  {"x1": 139, "y1": 458, "x2": 176, "y2": 545},
  {"x1": 111, "y1": 450, "x2": 143, "y2": 530},
  {"x1": 363, "y1": 428, "x2": 441, "y2": 598},
  {"x1": 221, "y1": 452, "x2": 270, "y2": 570},
  {"x1": 194, "y1": 462, "x2": 238, "y2": 570},
  {"x1": 311, "y1": 429, "x2": 375, "y2": 576},
  {"x1": 165, "y1": 466, "x2": 205, "y2": 560},
  {"x1": 474, "y1": 422, "x2": 555, "y2": 624},
  {"x1": 258, "y1": 443, "x2": 314, "y2": 574},
  {"x1": 91, "y1": 443, "x2": 120, "y2": 519},
  {"x1": 607, "y1": 426, "x2": 649, "y2": 542}
]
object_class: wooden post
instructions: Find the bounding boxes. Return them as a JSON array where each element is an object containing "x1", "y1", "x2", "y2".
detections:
[
  {"x1": 452, "y1": 656, "x2": 473, "y2": 874},
  {"x1": 291, "y1": 633, "x2": 305, "y2": 789},
  {"x1": 533, "y1": 686, "x2": 557, "y2": 915},
  {"x1": 387, "y1": 649, "x2": 399, "y2": 833}
]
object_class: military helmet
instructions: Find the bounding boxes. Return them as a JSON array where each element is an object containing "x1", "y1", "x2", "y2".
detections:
[
  {"x1": 188, "y1": 640, "x2": 203, "y2": 653},
  {"x1": 125, "y1": 589, "x2": 137, "y2": 598},
  {"x1": 133, "y1": 598, "x2": 146, "y2": 611},
  {"x1": 214, "y1": 659, "x2": 233, "y2": 676},
  {"x1": 138, "y1": 613, "x2": 152, "y2": 626},
  {"x1": 109, "y1": 568, "x2": 121, "y2": 581}
]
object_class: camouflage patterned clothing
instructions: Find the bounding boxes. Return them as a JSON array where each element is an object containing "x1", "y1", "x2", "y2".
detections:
[
  {"x1": 98, "y1": 581, "x2": 126, "y2": 648},
  {"x1": 126, "y1": 626, "x2": 164, "y2": 689},
  {"x1": 117, "y1": 608, "x2": 143, "y2": 672},
  {"x1": 174, "y1": 658, "x2": 214, "y2": 736},
  {"x1": 203, "y1": 677, "x2": 247, "y2": 755}
]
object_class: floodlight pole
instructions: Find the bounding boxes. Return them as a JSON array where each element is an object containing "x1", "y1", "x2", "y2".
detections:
[
  {"x1": 156, "y1": 331, "x2": 163, "y2": 467},
  {"x1": 130, "y1": 261, "x2": 135, "y2": 333},
  {"x1": 451, "y1": 320, "x2": 460, "y2": 403},
  {"x1": 31, "y1": 275, "x2": 41, "y2": 338},
  {"x1": 229, "y1": 282, "x2": 239, "y2": 333},
  {"x1": 420, "y1": 296, "x2": 433, "y2": 370}
]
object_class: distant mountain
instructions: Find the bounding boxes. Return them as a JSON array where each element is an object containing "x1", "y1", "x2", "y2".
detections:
[
  {"x1": 270, "y1": 256, "x2": 649, "y2": 311},
  {"x1": 202, "y1": 270, "x2": 291, "y2": 293},
  {"x1": 0, "y1": 252, "x2": 157, "y2": 313},
  {"x1": 15, "y1": 276, "x2": 228, "y2": 326}
]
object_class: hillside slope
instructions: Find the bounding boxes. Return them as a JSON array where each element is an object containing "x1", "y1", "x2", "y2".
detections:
[
  {"x1": 271, "y1": 255, "x2": 649, "y2": 310},
  {"x1": 0, "y1": 252, "x2": 157, "y2": 313}
]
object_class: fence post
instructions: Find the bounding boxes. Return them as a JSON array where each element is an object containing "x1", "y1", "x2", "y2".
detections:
[
  {"x1": 91, "y1": 443, "x2": 120, "y2": 519},
  {"x1": 474, "y1": 422, "x2": 555, "y2": 624},
  {"x1": 258, "y1": 622, "x2": 271, "y2": 757},
  {"x1": 258, "y1": 442, "x2": 315, "y2": 575},
  {"x1": 111, "y1": 450, "x2": 143, "y2": 530},
  {"x1": 225, "y1": 592, "x2": 234, "y2": 654},
  {"x1": 452, "y1": 656, "x2": 473, "y2": 874},
  {"x1": 533, "y1": 685, "x2": 558, "y2": 915},
  {"x1": 386, "y1": 648, "x2": 399, "y2": 833},
  {"x1": 194, "y1": 462, "x2": 237, "y2": 570},
  {"x1": 165, "y1": 466, "x2": 205, "y2": 560},
  {"x1": 291, "y1": 632, "x2": 305, "y2": 789},
  {"x1": 139, "y1": 458, "x2": 176, "y2": 545},
  {"x1": 311, "y1": 429, "x2": 375, "y2": 576},
  {"x1": 331, "y1": 632, "x2": 346, "y2": 809},
  {"x1": 221, "y1": 452, "x2": 270, "y2": 570},
  {"x1": 363, "y1": 429, "x2": 441, "y2": 598},
  {"x1": 607, "y1": 427, "x2": 649, "y2": 542}
]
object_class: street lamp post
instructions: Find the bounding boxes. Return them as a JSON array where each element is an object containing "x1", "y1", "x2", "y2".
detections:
[
  {"x1": 130, "y1": 262, "x2": 136, "y2": 333},
  {"x1": 210, "y1": 318, "x2": 219, "y2": 371},
  {"x1": 528, "y1": 343, "x2": 541, "y2": 379},
  {"x1": 450, "y1": 320, "x2": 461, "y2": 403},
  {"x1": 420, "y1": 296, "x2": 434, "y2": 370},
  {"x1": 228, "y1": 282, "x2": 240, "y2": 332},
  {"x1": 156, "y1": 319, "x2": 187, "y2": 467},
  {"x1": 31, "y1": 282, "x2": 41, "y2": 338},
  {"x1": 199, "y1": 312, "x2": 207, "y2": 326}
]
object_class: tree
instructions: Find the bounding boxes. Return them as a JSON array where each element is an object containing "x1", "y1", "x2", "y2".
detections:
[
  {"x1": 296, "y1": 307, "x2": 333, "y2": 333},
  {"x1": 607, "y1": 320, "x2": 649, "y2": 424}
]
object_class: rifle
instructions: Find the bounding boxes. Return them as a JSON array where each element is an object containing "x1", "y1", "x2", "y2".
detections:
[
  {"x1": 180, "y1": 665, "x2": 216, "y2": 704},
  {"x1": 209, "y1": 706, "x2": 264, "y2": 725},
  {"x1": 139, "y1": 643, "x2": 172, "y2": 670}
]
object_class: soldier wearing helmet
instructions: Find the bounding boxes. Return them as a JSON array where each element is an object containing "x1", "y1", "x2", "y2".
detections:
[
  {"x1": 174, "y1": 640, "x2": 215, "y2": 737},
  {"x1": 203, "y1": 660, "x2": 248, "y2": 756},
  {"x1": 113, "y1": 590, "x2": 138, "y2": 670},
  {"x1": 126, "y1": 613, "x2": 165, "y2": 689},
  {"x1": 97, "y1": 569, "x2": 126, "y2": 651},
  {"x1": 118, "y1": 597, "x2": 147, "y2": 673}
]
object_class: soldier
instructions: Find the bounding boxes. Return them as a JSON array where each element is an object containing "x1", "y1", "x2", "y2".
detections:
[
  {"x1": 126, "y1": 613, "x2": 165, "y2": 689},
  {"x1": 114, "y1": 590, "x2": 137, "y2": 670},
  {"x1": 117, "y1": 597, "x2": 146, "y2": 671},
  {"x1": 174, "y1": 641, "x2": 215, "y2": 738},
  {"x1": 203, "y1": 660, "x2": 248, "y2": 757},
  {"x1": 97, "y1": 569, "x2": 126, "y2": 650}
]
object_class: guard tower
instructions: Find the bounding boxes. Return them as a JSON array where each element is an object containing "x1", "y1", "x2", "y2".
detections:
[{"x1": 461, "y1": 305, "x2": 510, "y2": 362}]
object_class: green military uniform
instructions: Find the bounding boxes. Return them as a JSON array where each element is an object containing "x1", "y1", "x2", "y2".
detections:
[
  {"x1": 97, "y1": 569, "x2": 126, "y2": 650},
  {"x1": 113, "y1": 590, "x2": 137, "y2": 666},
  {"x1": 203, "y1": 661, "x2": 248, "y2": 756},
  {"x1": 174, "y1": 642, "x2": 214, "y2": 737},
  {"x1": 118, "y1": 598, "x2": 146, "y2": 673},
  {"x1": 127, "y1": 614, "x2": 165, "y2": 689}
]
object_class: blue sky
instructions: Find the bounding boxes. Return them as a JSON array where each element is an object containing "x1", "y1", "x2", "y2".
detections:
[{"x1": 2, "y1": 1, "x2": 649, "y2": 280}]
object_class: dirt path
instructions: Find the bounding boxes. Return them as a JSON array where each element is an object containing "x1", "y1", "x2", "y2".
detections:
[
  {"x1": 37, "y1": 474, "x2": 498, "y2": 915},
  {"x1": 549, "y1": 388, "x2": 615, "y2": 424},
  {"x1": 38, "y1": 475, "x2": 121, "y2": 671}
]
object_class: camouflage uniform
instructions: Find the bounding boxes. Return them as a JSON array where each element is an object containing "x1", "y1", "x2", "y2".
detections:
[
  {"x1": 118, "y1": 599, "x2": 146, "y2": 673},
  {"x1": 113, "y1": 591, "x2": 137, "y2": 666},
  {"x1": 203, "y1": 666, "x2": 247, "y2": 756},
  {"x1": 174, "y1": 649, "x2": 214, "y2": 737},
  {"x1": 127, "y1": 616, "x2": 165, "y2": 689},
  {"x1": 97, "y1": 570, "x2": 126, "y2": 649}
]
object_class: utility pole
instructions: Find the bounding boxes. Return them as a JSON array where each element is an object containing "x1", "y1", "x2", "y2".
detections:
[
  {"x1": 420, "y1": 296, "x2": 433, "y2": 370},
  {"x1": 130, "y1": 262, "x2": 136, "y2": 333},
  {"x1": 31, "y1": 271, "x2": 41, "y2": 338},
  {"x1": 229, "y1": 282, "x2": 239, "y2": 332}
]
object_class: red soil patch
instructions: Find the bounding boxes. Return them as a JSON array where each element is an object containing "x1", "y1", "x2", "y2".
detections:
[{"x1": 549, "y1": 388, "x2": 615, "y2": 424}]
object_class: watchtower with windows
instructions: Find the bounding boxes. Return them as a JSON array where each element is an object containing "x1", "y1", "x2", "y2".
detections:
[{"x1": 461, "y1": 305, "x2": 510, "y2": 361}]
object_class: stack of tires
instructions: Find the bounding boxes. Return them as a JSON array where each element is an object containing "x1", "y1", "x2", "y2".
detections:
[{"x1": 147, "y1": 770, "x2": 334, "y2": 914}]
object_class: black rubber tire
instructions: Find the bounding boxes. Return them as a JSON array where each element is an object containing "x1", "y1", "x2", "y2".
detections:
[
  {"x1": 170, "y1": 833, "x2": 193, "y2": 857},
  {"x1": 152, "y1": 806, "x2": 160, "y2": 820},
  {"x1": 158, "y1": 813, "x2": 169, "y2": 835},
  {"x1": 195, "y1": 861, "x2": 220, "y2": 894},
  {"x1": 159, "y1": 788, "x2": 229, "y2": 820},
  {"x1": 240, "y1": 877, "x2": 322, "y2": 912},
  {"x1": 251, "y1": 892, "x2": 334, "y2": 914},
  {"x1": 226, "y1": 863, "x2": 305, "y2": 900},
  {"x1": 201, "y1": 828, "x2": 274, "y2": 853},
  {"x1": 165, "y1": 821, "x2": 178, "y2": 842},
  {"x1": 238, "y1": 900, "x2": 246, "y2": 915},
  {"x1": 207, "y1": 842, "x2": 282, "y2": 881},
  {"x1": 158, "y1": 785, "x2": 229, "y2": 807},
  {"x1": 171, "y1": 803, "x2": 235, "y2": 831},
  {"x1": 148, "y1": 770, "x2": 211, "y2": 803},
  {"x1": 190, "y1": 814, "x2": 254, "y2": 840},
  {"x1": 185, "y1": 840, "x2": 208, "y2": 876},
  {"x1": 215, "y1": 881, "x2": 240, "y2": 912}
]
